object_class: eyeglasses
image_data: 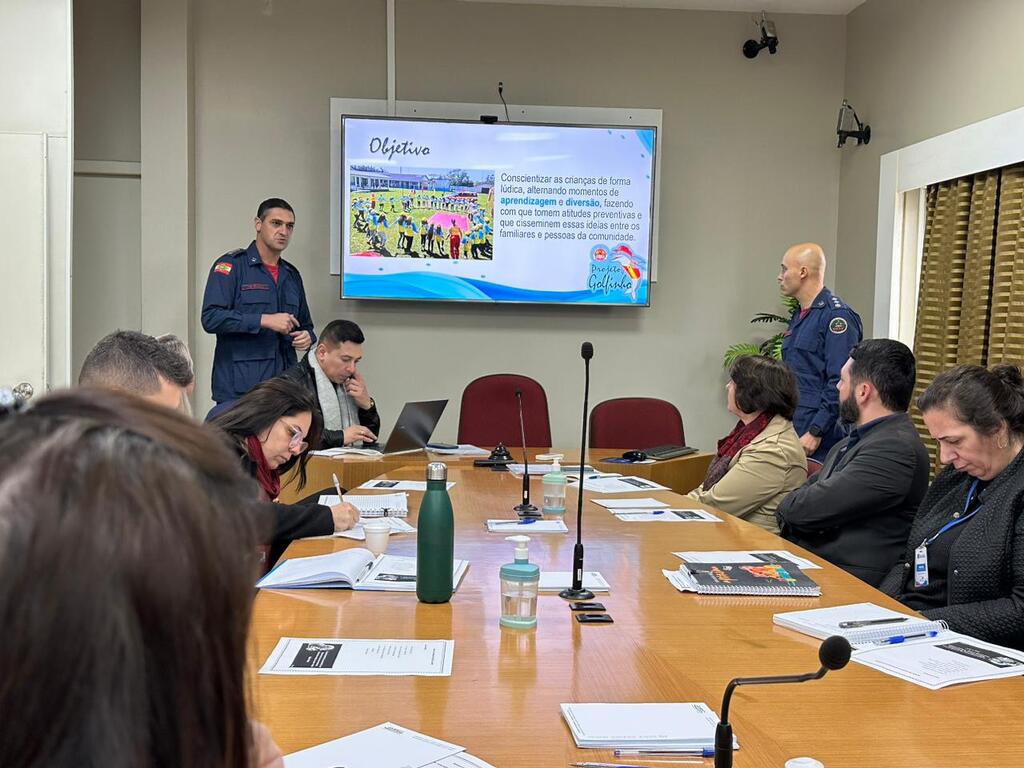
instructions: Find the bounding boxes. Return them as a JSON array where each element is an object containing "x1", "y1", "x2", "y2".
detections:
[{"x1": 287, "y1": 423, "x2": 308, "y2": 454}]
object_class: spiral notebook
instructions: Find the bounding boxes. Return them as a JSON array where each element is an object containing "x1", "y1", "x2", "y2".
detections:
[
  {"x1": 773, "y1": 602, "x2": 1024, "y2": 689},
  {"x1": 773, "y1": 602, "x2": 945, "y2": 649},
  {"x1": 664, "y1": 560, "x2": 820, "y2": 597},
  {"x1": 319, "y1": 493, "x2": 409, "y2": 518}
]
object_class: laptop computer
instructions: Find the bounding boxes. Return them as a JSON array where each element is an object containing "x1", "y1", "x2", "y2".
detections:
[{"x1": 365, "y1": 399, "x2": 448, "y2": 455}]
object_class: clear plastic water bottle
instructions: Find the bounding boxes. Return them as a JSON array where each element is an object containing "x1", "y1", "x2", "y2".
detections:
[
  {"x1": 541, "y1": 458, "x2": 567, "y2": 519},
  {"x1": 499, "y1": 535, "x2": 540, "y2": 629}
]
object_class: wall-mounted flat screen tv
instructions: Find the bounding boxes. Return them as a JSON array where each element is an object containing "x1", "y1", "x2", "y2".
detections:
[{"x1": 340, "y1": 115, "x2": 656, "y2": 306}]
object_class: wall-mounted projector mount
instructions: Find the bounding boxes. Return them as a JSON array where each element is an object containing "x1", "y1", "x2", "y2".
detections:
[
  {"x1": 743, "y1": 11, "x2": 778, "y2": 59},
  {"x1": 836, "y1": 99, "x2": 871, "y2": 147}
]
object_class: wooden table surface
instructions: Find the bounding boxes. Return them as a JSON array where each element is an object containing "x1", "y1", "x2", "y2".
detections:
[
  {"x1": 254, "y1": 453, "x2": 1024, "y2": 766},
  {"x1": 280, "y1": 448, "x2": 713, "y2": 502}
]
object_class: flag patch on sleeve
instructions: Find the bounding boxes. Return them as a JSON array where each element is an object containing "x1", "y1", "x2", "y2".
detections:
[{"x1": 214, "y1": 262, "x2": 233, "y2": 275}]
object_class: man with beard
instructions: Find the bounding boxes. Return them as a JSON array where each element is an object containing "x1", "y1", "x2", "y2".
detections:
[{"x1": 776, "y1": 339, "x2": 930, "y2": 587}]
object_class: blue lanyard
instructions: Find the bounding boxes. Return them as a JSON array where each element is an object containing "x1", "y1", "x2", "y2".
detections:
[{"x1": 922, "y1": 479, "x2": 982, "y2": 548}]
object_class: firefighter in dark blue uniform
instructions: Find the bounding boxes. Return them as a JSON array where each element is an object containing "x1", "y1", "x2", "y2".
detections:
[
  {"x1": 201, "y1": 199, "x2": 316, "y2": 418},
  {"x1": 778, "y1": 243, "x2": 863, "y2": 465}
]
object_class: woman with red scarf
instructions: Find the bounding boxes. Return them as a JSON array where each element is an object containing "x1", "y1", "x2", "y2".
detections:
[
  {"x1": 212, "y1": 378, "x2": 359, "y2": 563},
  {"x1": 687, "y1": 355, "x2": 807, "y2": 533}
]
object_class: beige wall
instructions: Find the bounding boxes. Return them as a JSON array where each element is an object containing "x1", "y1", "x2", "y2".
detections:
[
  {"x1": 74, "y1": 0, "x2": 140, "y2": 162},
  {"x1": 836, "y1": 0, "x2": 1024, "y2": 335},
  {"x1": 71, "y1": 0, "x2": 142, "y2": 376},
  {"x1": 188, "y1": 0, "x2": 845, "y2": 446}
]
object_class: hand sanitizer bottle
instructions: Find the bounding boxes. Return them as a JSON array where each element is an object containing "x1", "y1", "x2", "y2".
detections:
[
  {"x1": 499, "y1": 535, "x2": 540, "y2": 629},
  {"x1": 541, "y1": 458, "x2": 567, "y2": 519}
]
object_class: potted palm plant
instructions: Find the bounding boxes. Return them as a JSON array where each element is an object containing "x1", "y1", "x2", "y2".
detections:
[{"x1": 723, "y1": 294, "x2": 800, "y2": 367}]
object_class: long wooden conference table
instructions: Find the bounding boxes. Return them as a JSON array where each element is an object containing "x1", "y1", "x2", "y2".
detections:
[{"x1": 254, "y1": 450, "x2": 1024, "y2": 766}]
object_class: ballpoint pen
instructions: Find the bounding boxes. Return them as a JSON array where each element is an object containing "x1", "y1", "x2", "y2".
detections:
[
  {"x1": 616, "y1": 510, "x2": 666, "y2": 516},
  {"x1": 615, "y1": 748, "x2": 714, "y2": 757},
  {"x1": 876, "y1": 630, "x2": 938, "y2": 644},
  {"x1": 572, "y1": 761, "x2": 704, "y2": 768},
  {"x1": 838, "y1": 617, "x2": 909, "y2": 629},
  {"x1": 332, "y1": 473, "x2": 344, "y2": 501},
  {"x1": 491, "y1": 518, "x2": 537, "y2": 526}
]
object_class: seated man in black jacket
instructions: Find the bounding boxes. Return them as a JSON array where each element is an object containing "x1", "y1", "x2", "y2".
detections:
[
  {"x1": 280, "y1": 319, "x2": 381, "y2": 448},
  {"x1": 776, "y1": 339, "x2": 930, "y2": 586}
]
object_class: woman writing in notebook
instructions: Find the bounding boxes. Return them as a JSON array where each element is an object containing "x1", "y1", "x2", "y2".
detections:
[
  {"x1": 0, "y1": 389, "x2": 284, "y2": 767},
  {"x1": 880, "y1": 364, "x2": 1024, "y2": 650},
  {"x1": 686, "y1": 355, "x2": 807, "y2": 533},
  {"x1": 212, "y1": 378, "x2": 360, "y2": 562}
]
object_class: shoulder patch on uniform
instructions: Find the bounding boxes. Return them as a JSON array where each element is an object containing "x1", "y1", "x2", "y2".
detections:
[
  {"x1": 829, "y1": 317, "x2": 848, "y2": 334},
  {"x1": 214, "y1": 262, "x2": 233, "y2": 275}
]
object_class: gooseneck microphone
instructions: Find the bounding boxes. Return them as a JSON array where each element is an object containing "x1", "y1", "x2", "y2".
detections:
[
  {"x1": 560, "y1": 341, "x2": 595, "y2": 600},
  {"x1": 513, "y1": 388, "x2": 539, "y2": 517},
  {"x1": 714, "y1": 635, "x2": 852, "y2": 768}
]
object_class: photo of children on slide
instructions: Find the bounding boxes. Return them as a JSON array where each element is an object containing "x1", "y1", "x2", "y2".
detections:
[{"x1": 349, "y1": 166, "x2": 494, "y2": 260}]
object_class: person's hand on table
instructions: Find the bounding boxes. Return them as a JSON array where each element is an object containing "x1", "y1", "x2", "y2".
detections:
[
  {"x1": 343, "y1": 424, "x2": 377, "y2": 445},
  {"x1": 251, "y1": 721, "x2": 284, "y2": 768}
]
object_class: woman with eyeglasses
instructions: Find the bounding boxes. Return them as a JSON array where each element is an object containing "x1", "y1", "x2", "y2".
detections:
[{"x1": 212, "y1": 377, "x2": 359, "y2": 562}]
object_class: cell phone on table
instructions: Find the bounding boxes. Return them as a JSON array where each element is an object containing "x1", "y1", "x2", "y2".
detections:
[
  {"x1": 569, "y1": 602, "x2": 606, "y2": 612},
  {"x1": 575, "y1": 613, "x2": 614, "y2": 624}
]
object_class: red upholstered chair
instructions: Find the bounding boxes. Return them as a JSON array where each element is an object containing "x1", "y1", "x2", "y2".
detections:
[
  {"x1": 588, "y1": 397, "x2": 685, "y2": 449},
  {"x1": 457, "y1": 374, "x2": 552, "y2": 447}
]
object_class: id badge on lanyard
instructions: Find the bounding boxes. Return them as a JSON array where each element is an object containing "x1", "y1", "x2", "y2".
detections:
[
  {"x1": 914, "y1": 479, "x2": 981, "y2": 589},
  {"x1": 914, "y1": 545, "x2": 929, "y2": 587}
]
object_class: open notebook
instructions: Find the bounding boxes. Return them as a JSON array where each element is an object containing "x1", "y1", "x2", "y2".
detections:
[
  {"x1": 257, "y1": 548, "x2": 469, "y2": 592},
  {"x1": 774, "y1": 602, "x2": 1024, "y2": 689}
]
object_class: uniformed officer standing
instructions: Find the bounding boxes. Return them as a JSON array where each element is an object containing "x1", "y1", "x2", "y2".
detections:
[
  {"x1": 778, "y1": 242, "x2": 863, "y2": 465},
  {"x1": 201, "y1": 198, "x2": 316, "y2": 418}
]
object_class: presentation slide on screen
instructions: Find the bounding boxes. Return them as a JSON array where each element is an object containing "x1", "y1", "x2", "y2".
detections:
[{"x1": 340, "y1": 116, "x2": 656, "y2": 305}]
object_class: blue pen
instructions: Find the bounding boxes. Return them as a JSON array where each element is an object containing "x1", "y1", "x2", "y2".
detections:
[
  {"x1": 877, "y1": 630, "x2": 938, "y2": 645},
  {"x1": 490, "y1": 518, "x2": 536, "y2": 526}
]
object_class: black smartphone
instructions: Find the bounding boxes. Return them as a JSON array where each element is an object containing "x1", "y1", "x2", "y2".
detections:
[
  {"x1": 575, "y1": 613, "x2": 613, "y2": 624},
  {"x1": 569, "y1": 602, "x2": 606, "y2": 612}
]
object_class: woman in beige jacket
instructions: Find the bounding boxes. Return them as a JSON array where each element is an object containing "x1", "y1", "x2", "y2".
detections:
[{"x1": 687, "y1": 355, "x2": 807, "y2": 533}]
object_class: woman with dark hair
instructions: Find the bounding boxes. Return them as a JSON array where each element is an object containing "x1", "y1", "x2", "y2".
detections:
[
  {"x1": 211, "y1": 378, "x2": 359, "y2": 559},
  {"x1": 880, "y1": 363, "x2": 1024, "y2": 649},
  {"x1": 0, "y1": 388, "x2": 283, "y2": 767},
  {"x1": 687, "y1": 355, "x2": 807, "y2": 532}
]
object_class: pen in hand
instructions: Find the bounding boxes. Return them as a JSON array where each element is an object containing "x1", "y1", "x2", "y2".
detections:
[{"x1": 332, "y1": 473, "x2": 344, "y2": 501}]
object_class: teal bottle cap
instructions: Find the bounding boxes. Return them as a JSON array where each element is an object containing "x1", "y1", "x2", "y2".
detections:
[{"x1": 500, "y1": 561, "x2": 540, "y2": 582}]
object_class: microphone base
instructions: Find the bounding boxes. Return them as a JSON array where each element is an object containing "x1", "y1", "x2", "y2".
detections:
[
  {"x1": 513, "y1": 503, "x2": 541, "y2": 518},
  {"x1": 714, "y1": 722, "x2": 734, "y2": 768},
  {"x1": 558, "y1": 586, "x2": 595, "y2": 601}
]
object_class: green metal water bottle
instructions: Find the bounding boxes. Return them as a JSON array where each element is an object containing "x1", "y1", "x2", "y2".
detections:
[{"x1": 417, "y1": 461, "x2": 455, "y2": 603}]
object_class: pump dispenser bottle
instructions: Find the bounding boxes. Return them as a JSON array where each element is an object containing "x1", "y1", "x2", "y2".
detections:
[{"x1": 499, "y1": 535, "x2": 540, "y2": 628}]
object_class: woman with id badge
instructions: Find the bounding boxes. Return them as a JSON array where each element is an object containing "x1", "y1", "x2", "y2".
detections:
[{"x1": 880, "y1": 364, "x2": 1024, "y2": 650}]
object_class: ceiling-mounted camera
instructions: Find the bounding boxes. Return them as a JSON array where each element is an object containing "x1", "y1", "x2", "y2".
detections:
[{"x1": 743, "y1": 12, "x2": 778, "y2": 59}]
